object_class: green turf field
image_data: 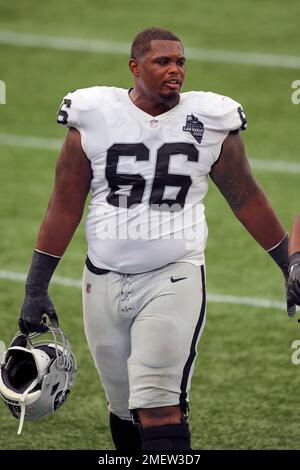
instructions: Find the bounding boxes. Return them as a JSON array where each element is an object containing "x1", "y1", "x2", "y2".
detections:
[{"x1": 0, "y1": 0, "x2": 300, "y2": 450}]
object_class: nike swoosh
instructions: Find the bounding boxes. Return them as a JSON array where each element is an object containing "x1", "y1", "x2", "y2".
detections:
[{"x1": 170, "y1": 276, "x2": 187, "y2": 283}]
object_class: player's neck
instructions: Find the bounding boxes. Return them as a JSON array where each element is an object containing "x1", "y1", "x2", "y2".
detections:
[{"x1": 129, "y1": 88, "x2": 180, "y2": 117}]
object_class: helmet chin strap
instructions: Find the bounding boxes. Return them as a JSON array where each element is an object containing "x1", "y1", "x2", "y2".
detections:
[
  {"x1": 17, "y1": 378, "x2": 39, "y2": 435},
  {"x1": 18, "y1": 404, "x2": 26, "y2": 435}
]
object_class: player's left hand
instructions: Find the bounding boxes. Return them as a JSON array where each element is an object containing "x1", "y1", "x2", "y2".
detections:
[{"x1": 286, "y1": 255, "x2": 300, "y2": 317}]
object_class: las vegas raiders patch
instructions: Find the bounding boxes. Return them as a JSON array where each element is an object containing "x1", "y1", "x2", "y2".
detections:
[{"x1": 182, "y1": 114, "x2": 204, "y2": 143}]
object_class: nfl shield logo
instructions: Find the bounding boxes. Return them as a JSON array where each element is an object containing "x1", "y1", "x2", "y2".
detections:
[{"x1": 150, "y1": 119, "x2": 159, "y2": 128}]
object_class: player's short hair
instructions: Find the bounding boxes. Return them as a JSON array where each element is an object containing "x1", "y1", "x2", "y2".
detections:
[{"x1": 131, "y1": 27, "x2": 182, "y2": 60}]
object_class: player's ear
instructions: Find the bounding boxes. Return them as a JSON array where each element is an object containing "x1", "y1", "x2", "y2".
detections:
[{"x1": 129, "y1": 59, "x2": 140, "y2": 77}]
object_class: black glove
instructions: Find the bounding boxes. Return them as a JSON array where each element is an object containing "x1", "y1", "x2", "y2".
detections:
[
  {"x1": 286, "y1": 252, "x2": 300, "y2": 317},
  {"x1": 19, "y1": 292, "x2": 58, "y2": 334},
  {"x1": 267, "y1": 234, "x2": 296, "y2": 317},
  {"x1": 19, "y1": 250, "x2": 61, "y2": 334}
]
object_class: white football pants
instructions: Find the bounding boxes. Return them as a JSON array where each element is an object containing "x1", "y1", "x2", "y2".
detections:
[{"x1": 82, "y1": 261, "x2": 206, "y2": 420}]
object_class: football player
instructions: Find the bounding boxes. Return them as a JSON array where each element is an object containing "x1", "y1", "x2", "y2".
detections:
[
  {"x1": 287, "y1": 214, "x2": 300, "y2": 309},
  {"x1": 19, "y1": 28, "x2": 292, "y2": 451}
]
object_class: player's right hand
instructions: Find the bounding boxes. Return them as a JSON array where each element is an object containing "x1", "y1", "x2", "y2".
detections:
[{"x1": 19, "y1": 292, "x2": 59, "y2": 334}]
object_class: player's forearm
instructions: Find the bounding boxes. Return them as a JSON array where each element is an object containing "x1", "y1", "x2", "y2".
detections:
[
  {"x1": 232, "y1": 190, "x2": 286, "y2": 250},
  {"x1": 289, "y1": 214, "x2": 300, "y2": 256},
  {"x1": 22, "y1": 198, "x2": 84, "y2": 326},
  {"x1": 232, "y1": 190, "x2": 289, "y2": 278},
  {"x1": 36, "y1": 205, "x2": 84, "y2": 257}
]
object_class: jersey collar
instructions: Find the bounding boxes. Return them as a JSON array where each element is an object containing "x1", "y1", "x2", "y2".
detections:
[{"x1": 121, "y1": 88, "x2": 185, "y2": 127}]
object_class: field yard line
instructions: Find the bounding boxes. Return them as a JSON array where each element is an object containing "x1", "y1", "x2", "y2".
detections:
[
  {"x1": 1, "y1": 132, "x2": 300, "y2": 175},
  {"x1": 0, "y1": 269, "x2": 286, "y2": 311},
  {"x1": 0, "y1": 134, "x2": 62, "y2": 150},
  {"x1": 0, "y1": 31, "x2": 300, "y2": 69},
  {"x1": 0, "y1": 270, "x2": 82, "y2": 288}
]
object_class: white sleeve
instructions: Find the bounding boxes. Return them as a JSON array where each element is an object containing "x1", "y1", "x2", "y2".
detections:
[
  {"x1": 199, "y1": 92, "x2": 248, "y2": 164},
  {"x1": 56, "y1": 88, "x2": 100, "y2": 156},
  {"x1": 218, "y1": 95, "x2": 247, "y2": 133},
  {"x1": 56, "y1": 91, "x2": 79, "y2": 128}
]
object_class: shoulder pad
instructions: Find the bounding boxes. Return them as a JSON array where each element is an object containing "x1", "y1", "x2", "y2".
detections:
[
  {"x1": 56, "y1": 87, "x2": 102, "y2": 128},
  {"x1": 206, "y1": 92, "x2": 247, "y2": 132},
  {"x1": 189, "y1": 91, "x2": 247, "y2": 133}
]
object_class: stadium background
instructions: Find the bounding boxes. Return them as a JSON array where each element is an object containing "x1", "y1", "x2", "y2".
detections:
[{"x1": 0, "y1": 0, "x2": 300, "y2": 450}]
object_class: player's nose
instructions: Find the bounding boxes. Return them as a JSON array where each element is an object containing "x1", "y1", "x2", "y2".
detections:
[{"x1": 167, "y1": 62, "x2": 183, "y2": 78}]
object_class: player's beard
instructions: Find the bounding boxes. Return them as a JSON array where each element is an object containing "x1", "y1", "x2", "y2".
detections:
[{"x1": 158, "y1": 91, "x2": 180, "y2": 108}]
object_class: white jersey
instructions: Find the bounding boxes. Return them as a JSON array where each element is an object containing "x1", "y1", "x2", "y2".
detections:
[{"x1": 57, "y1": 86, "x2": 246, "y2": 273}]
